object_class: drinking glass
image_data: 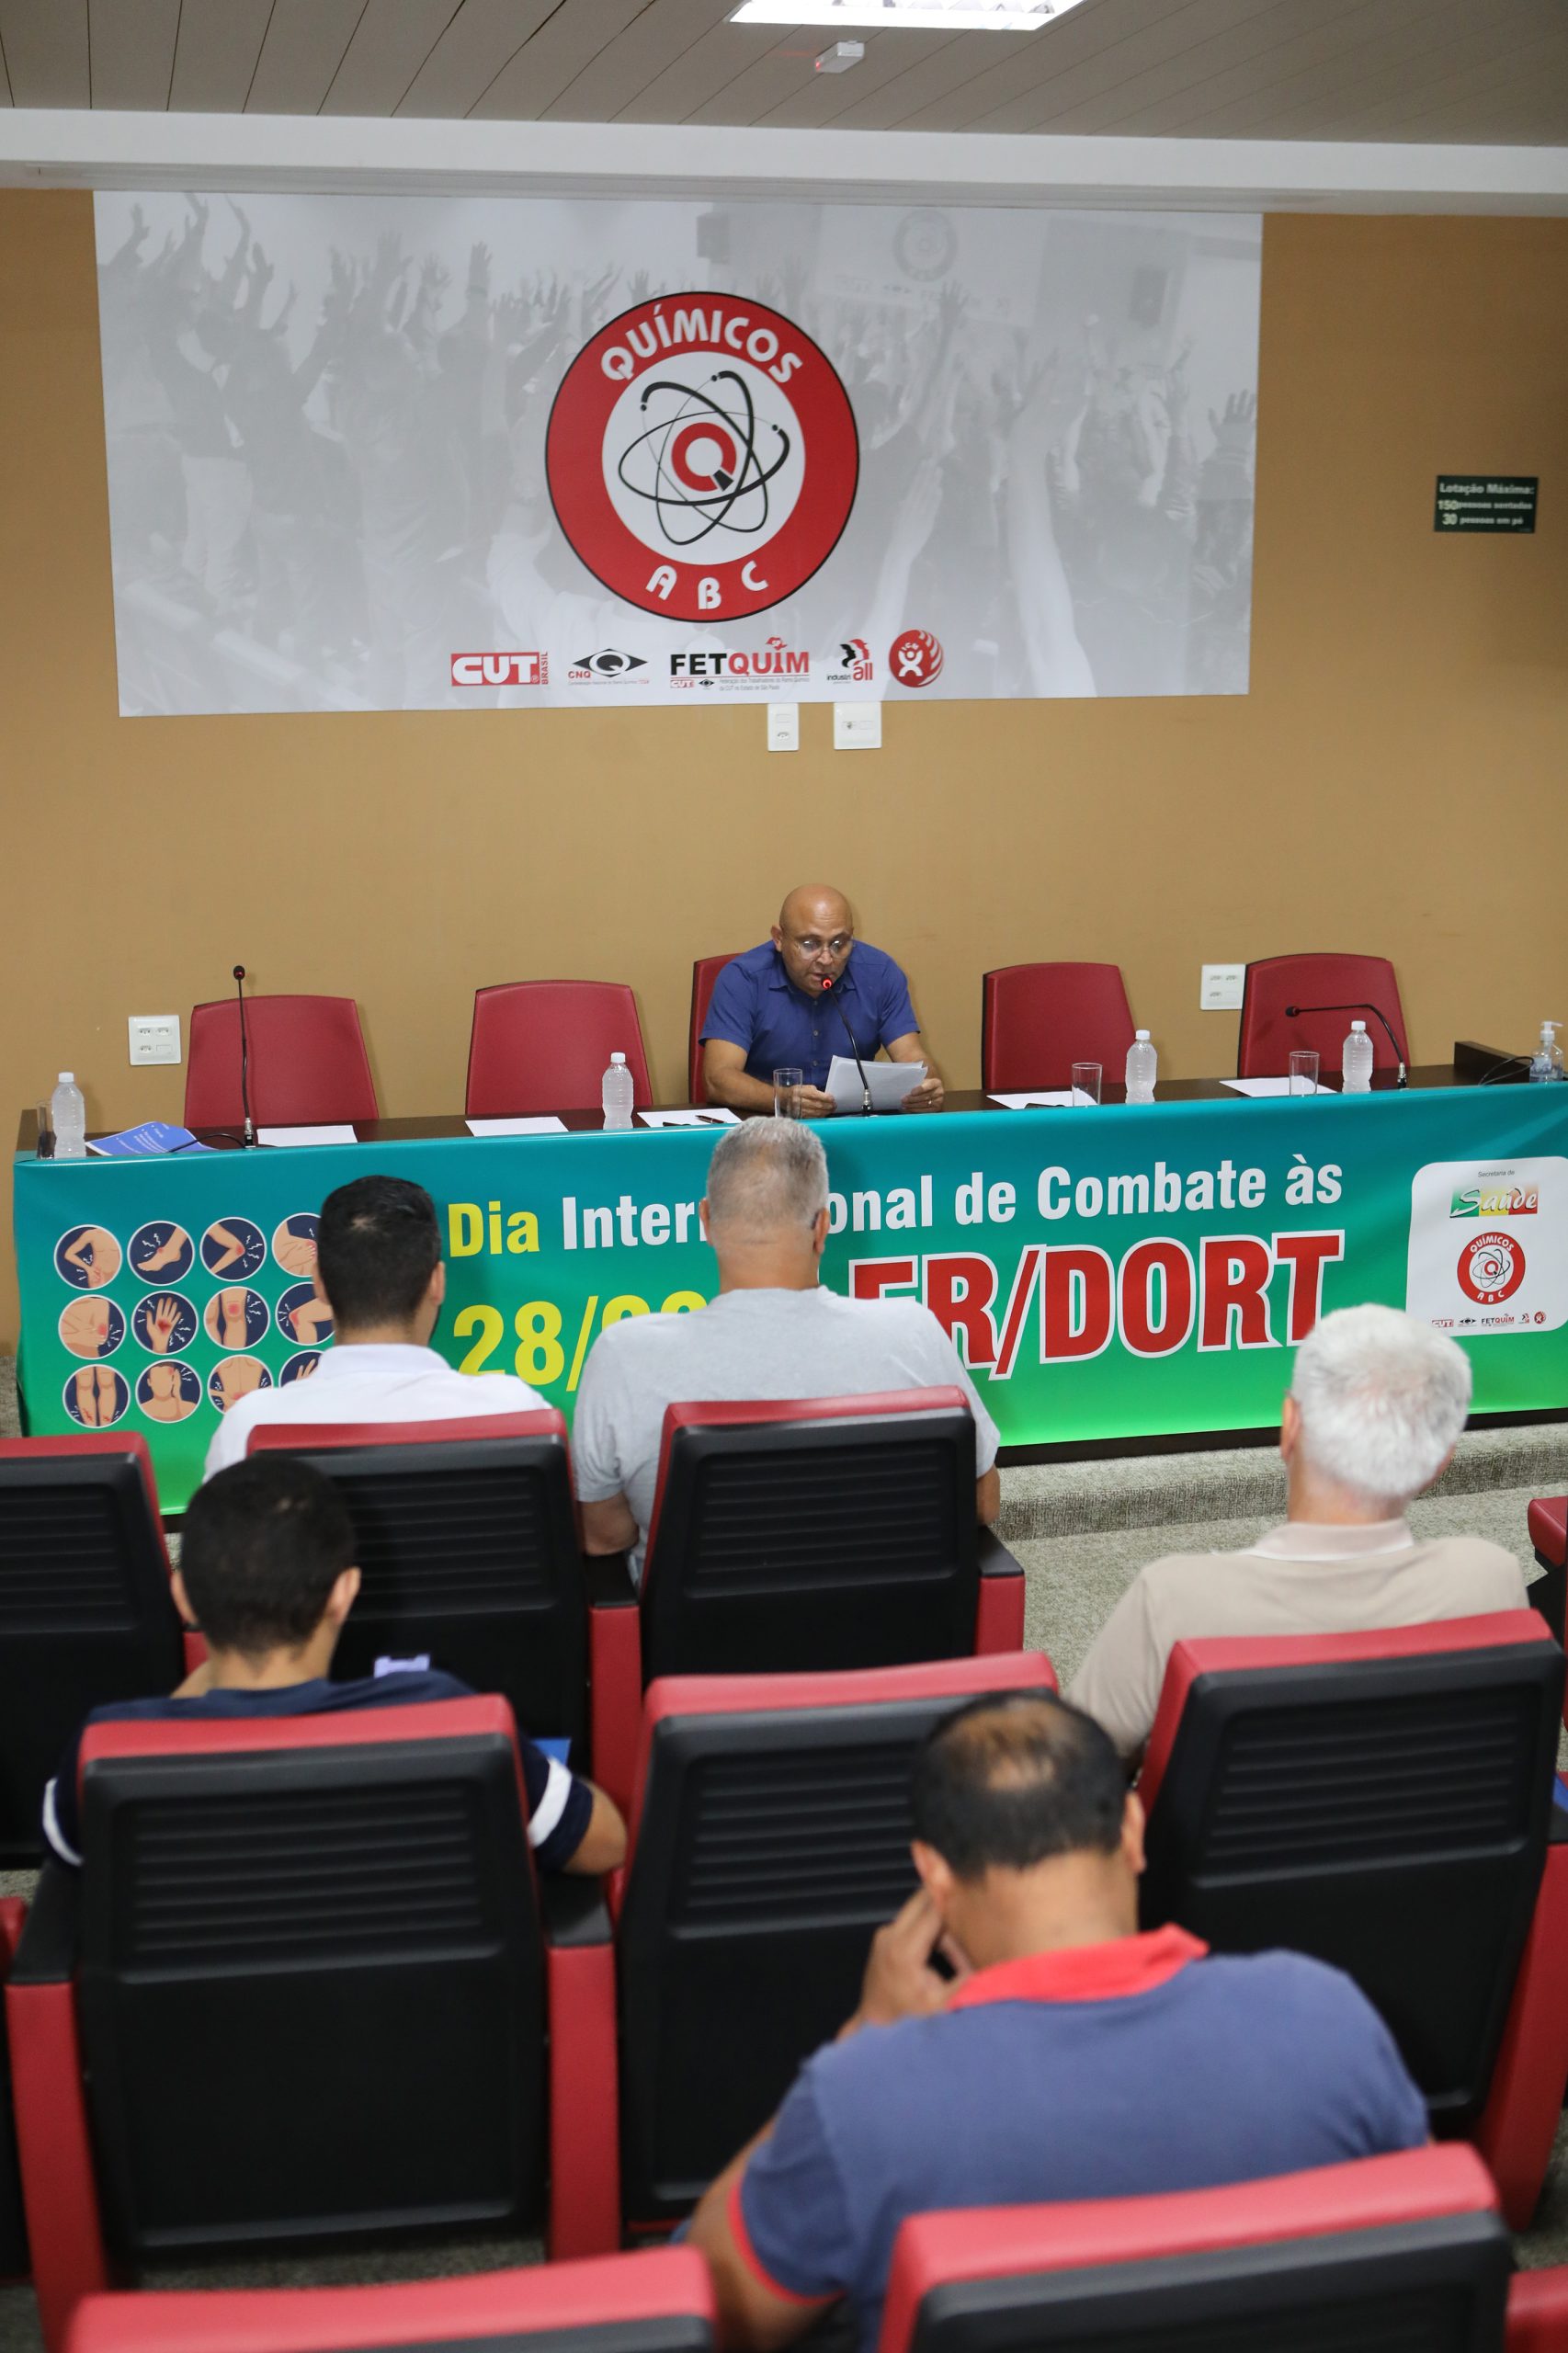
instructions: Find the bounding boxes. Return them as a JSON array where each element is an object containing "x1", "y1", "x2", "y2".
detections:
[
  {"x1": 773, "y1": 1067, "x2": 805, "y2": 1119},
  {"x1": 1289, "y1": 1049, "x2": 1320, "y2": 1097},
  {"x1": 1071, "y1": 1063, "x2": 1102, "y2": 1107}
]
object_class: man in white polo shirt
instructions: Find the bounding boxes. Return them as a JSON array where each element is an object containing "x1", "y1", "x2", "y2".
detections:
[
  {"x1": 572, "y1": 1120, "x2": 1000, "y2": 1582},
  {"x1": 203, "y1": 1173, "x2": 545, "y2": 1477},
  {"x1": 1069, "y1": 1303, "x2": 1529, "y2": 1762}
]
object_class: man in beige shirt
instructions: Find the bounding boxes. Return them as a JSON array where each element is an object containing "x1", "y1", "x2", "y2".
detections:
[{"x1": 1069, "y1": 1303, "x2": 1530, "y2": 1761}]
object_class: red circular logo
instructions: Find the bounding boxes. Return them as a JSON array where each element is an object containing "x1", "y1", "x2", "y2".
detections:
[
  {"x1": 1457, "y1": 1230, "x2": 1526, "y2": 1305},
  {"x1": 889, "y1": 629, "x2": 944, "y2": 688},
  {"x1": 545, "y1": 295, "x2": 858, "y2": 624}
]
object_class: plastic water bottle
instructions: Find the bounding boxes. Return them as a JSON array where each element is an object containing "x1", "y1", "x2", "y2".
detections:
[
  {"x1": 1124, "y1": 1030, "x2": 1157, "y2": 1104},
  {"x1": 1528, "y1": 1020, "x2": 1565, "y2": 1083},
  {"x1": 601, "y1": 1051, "x2": 634, "y2": 1131},
  {"x1": 51, "y1": 1072, "x2": 86, "y2": 1159},
  {"x1": 1341, "y1": 1020, "x2": 1374, "y2": 1093}
]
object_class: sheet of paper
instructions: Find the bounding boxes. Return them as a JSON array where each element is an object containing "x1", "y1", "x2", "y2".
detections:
[
  {"x1": 826, "y1": 1056, "x2": 925, "y2": 1114},
  {"x1": 1221, "y1": 1078, "x2": 1330, "y2": 1098},
  {"x1": 637, "y1": 1108, "x2": 741, "y2": 1129},
  {"x1": 257, "y1": 1124, "x2": 361, "y2": 1147},
  {"x1": 464, "y1": 1115, "x2": 570, "y2": 1136},
  {"x1": 987, "y1": 1090, "x2": 1083, "y2": 1109}
]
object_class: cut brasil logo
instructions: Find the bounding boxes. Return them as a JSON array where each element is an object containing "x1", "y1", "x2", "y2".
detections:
[{"x1": 545, "y1": 294, "x2": 859, "y2": 625}]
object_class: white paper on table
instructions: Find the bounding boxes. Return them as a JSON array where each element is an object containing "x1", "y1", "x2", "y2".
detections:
[
  {"x1": 465, "y1": 1115, "x2": 570, "y2": 1136},
  {"x1": 987, "y1": 1090, "x2": 1083, "y2": 1109},
  {"x1": 256, "y1": 1124, "x2": 360, "y2": 1147},
  {"x1": 826, "y1": 1056, "x2": 925, "y2": 1114},
  {"x1": 637, "y1": 1108, "x2": 741, "y2": 1129},
  {"x1": 1221, "y1": 1077, "x2": 1331, "y2": 1098}
]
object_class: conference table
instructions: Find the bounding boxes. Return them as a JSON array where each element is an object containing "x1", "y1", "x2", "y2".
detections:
[{"x1": 14, "y1": 1045, "x2": 1568, "y2": 1511}]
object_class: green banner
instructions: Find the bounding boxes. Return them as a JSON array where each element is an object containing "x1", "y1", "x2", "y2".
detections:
[{"x1": 16, "y1": 1089, "x2": 1568, "y2": 1511}]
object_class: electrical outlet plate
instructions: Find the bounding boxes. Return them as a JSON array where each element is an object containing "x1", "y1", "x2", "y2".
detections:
[
  {"x1": 129, "y1": 1015, "x2": 182, "y2": 1066},
  {"x1": 1200, "y1": 963, "x2": 1245, "y2": 1012},
  {"x1": 767, "y1": 702, "x2": 799, "y2": 752},
  {"x1": 834, "y1": 701, "x2": 881, "y2": 750}
]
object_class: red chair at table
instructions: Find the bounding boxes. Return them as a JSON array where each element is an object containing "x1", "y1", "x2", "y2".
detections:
[
  {"x1": 688, "y1": 953, "x2": 741, "y2": 1105},
  {"x1": 982, "y1": 962, "x2": 1135, "y2": 1094},
  {"x1": 185, "y1": 995, "x2": 379, "y2": 1131},
  {"x1": 466, "y1": 982, "x2": 653, "y2": 1117},
  {"x1": 1236, "y1": 952, "x2": 1408, "y2": 1079},
  {"x1": 1528, "y1": 1495, "x2": 1566, "y2": 1650}
]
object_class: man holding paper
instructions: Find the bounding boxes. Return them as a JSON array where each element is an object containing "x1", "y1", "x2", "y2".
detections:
[{"x1": 701, "y1": 885, "x2": 943, "y2": 1114}]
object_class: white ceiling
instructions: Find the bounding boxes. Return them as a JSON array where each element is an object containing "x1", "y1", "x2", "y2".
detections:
[{"x1": 0, "y1": 0, "x2": 1564, "y2": 146}]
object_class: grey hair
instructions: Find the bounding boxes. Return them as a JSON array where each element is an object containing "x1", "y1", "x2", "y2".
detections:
[
  {"x1": 705, "y1": 1119, "x2": 830, "y2": 1233},
  {"x1": 1290, "y1": 1303, "x2": 1471, "y2": 1510}
]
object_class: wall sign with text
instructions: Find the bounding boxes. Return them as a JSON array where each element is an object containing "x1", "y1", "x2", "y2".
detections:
[{"x1": 1435, "y1": 476, "x2": 1538, "y2": 533}]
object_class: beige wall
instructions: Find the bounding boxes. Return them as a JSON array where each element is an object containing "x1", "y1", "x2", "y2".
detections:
[{"x1": 2, "y1": 193, "x2": 1565, "y2": 1350}]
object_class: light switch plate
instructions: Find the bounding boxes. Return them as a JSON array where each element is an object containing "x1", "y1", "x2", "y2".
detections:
[
  {"x1": 767, "y1": 703, "x2": 799, "y2": 752},
  {"x1": 1200, "y1": 964, "x2": 1245, "y2": 1012},
  {"x1": 834, "y1": 701, "x2": 881, "y2": 750},
  {"x1": 129, "y1": 1015, "x2": 182, "y2": 1066}
]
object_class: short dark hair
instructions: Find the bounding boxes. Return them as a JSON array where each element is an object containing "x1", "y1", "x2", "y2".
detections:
[
  {"x1": 911, "y1": 1694, "x2": 1127, "y2": 1880},
  {"x1": 317, "y1": 1175, "x2": 441, "y2": 1329},
  {"x1": 180, "y1": 1459, "x2": 356, "y2": 1655}
]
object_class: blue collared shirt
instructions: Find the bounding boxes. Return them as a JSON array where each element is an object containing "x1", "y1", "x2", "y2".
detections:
[{"x1": 700, "y1": 941, "x2": 919, "y2": 1088}]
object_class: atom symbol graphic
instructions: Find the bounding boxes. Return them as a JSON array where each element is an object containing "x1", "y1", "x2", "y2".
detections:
[{"x1": 617, "y1": 369, "x2": 790, "y2": 549}]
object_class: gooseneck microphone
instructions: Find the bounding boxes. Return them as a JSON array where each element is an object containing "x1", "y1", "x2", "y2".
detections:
[
  {"x1": 1284, "y1": 1001, "x2": 1408, "y2": 1089},
  {"x1": 233, "y1": 964, "x2": 256, "y2": 1146},
  {"x1": 822, "y1": 974, "x2": 872, "y2": 1116}
]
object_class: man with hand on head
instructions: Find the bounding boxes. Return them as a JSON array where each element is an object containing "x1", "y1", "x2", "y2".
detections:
[
  {"x1": 42, "y1": 1455, "x2": 625, "y2": 1876},
  {"x1": 686, "y1": 1692, "x2": 1426, "y2": 2353},
  {"x1": 573, "y1": 1120, "x2": 998, "y2": 1581},
  {"x1": 701, "y1": 884, "x2": 943, "y2": 1115}
]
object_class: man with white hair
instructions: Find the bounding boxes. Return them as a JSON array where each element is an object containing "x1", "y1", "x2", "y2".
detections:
[
  {"x1": 1069, "y1": 1304, "x2": 1529, "y2": 1761},
  {"x1": 573, "y1": 1120, "x2": 999, "y2": 1579}
]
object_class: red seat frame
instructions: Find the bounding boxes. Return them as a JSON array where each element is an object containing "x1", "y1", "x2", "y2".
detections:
[
  {"x1": 185, "y1": 995, "x2": 379, "y2": 1131},
  {"x1": 688, "y1": 953, "x2": 741, "y2": 1105},
  {"x1": 1236, "y1": 953, "x2": 1408, "y2": 1079},
  {"x1": 1528, "y1": 1496, "x2": 1566, "y2": 1650},
  {"x1": 465, "y1": 981, "x2": 653, "y2": 1117},
  {"x1": 982, "y1": 962, "x2": 1135, "y2": 1095}
]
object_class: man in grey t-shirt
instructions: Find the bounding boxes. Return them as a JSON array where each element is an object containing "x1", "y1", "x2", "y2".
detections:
[{"x1": 572, "y1": 1121, "x2": 1001, "y2": 1581}]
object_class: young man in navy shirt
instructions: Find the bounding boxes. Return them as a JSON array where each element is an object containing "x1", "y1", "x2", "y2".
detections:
[
  {"x1": 687, "y1": 1693, "x2": 1426, "y2": 2353},
  {"x1": 700, "y1": 884, "x2": 943, "y2": 1117},
  {"x1": 43, "y1": 1455, "x2": 626, "y2": 1877}
]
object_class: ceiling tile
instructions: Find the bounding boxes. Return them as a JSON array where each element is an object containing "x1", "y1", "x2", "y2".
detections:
[
  {"x1": 320, "y1": 0, "x2": 467, "y2": 117},
  {"x1": 245, "y1": 0, "x2": 367, "y2": 114},
  {"x1": 88, "y1": 0, "x2": 180, "y2": 109},
  {"x1": 168, "y1": 0, "x2": 277, "y2": 112},
  {"x1": 460, "y1": 0, "x2": 653, "y2": 121},
  {"x1": 537, "y1": 0, "x2": 742, "y2": 123},
  {"x1": 394, "y1": 0, "x2": 559, "y2": 116},
  {"x1": 0, "y1": 0, "x2": 88, "y2": 107}
]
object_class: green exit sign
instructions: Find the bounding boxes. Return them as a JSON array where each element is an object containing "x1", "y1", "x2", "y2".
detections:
[{"x1": 1435, "y1": 476, "x2": 1537, "y2": 532}]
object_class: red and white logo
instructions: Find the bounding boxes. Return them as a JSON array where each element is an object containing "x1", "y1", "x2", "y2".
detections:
[
  {"x1": 546, "y1": 294, "x2": 858, "y2": 625},
  {"x1": 451, "y1": 652, "x2": 548, "y2": 688},
  {"x1": 889, "y1": 629, "x2": 944, "y2": 688},
  {"x1": 1457, "y1": 1230, "x2": 1526, "y2": 1305},
  {"x1": 827, "y1": 636, "x2": 874, "y2": 682}
]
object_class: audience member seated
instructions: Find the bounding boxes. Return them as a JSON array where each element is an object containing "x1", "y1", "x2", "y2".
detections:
[
  {"x1": 205, "y1": 1173, "x2": 546, "y2": 1475},
  {"x1": 1070, "y1": 1303, "x2": 1528, "y2": 1761},
  {"x1": 686, "y1": 1692, "x2": 1426, "y2": 2353},
  {"x1": 573, "y1": 1120, "x2": 999, "y2": 1578},
  {"x1": 42, "y1": 1455, "x2": 625, "y2": 1876}
]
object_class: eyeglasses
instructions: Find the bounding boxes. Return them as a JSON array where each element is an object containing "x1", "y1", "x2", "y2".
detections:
[{"x1": 788, "y1": 936, "x2": 853, "y2": 957}]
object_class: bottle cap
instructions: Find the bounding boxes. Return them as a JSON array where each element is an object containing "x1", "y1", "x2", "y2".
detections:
[
  {"x1": 1351, "y1": 1021, "x2": 1366, "y2": 1031},
  {"x1": 58, "y1": 1071, "x2": 74, "y2": 1083},
  {"x1": 610, "y1": 1052, "x2": 626, "y2": 1064},
  {"x1": 1134, "y1": 1029, "x2": 1150, "y2": 1041}
]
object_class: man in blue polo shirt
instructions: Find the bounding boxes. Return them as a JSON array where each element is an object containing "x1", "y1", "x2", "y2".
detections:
[
  {"x1": 686, "y1": 1693, "x2": 1426, "y2": 2353},
  {"x1": 701, "y1": 884, "x2": 942, "y2": 1115}
]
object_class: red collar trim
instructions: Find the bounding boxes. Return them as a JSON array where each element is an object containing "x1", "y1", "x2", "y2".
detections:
[{"x1": 945, "y1": 1925, "x2": 1207, "y2": 2011}]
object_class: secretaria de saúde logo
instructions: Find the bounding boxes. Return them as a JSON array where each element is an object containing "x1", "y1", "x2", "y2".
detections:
[{"x1": 546, "y1": 294, "x2": 858, "y2": 625}]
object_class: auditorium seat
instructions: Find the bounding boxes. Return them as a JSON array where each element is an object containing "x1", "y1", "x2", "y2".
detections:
[
  {"x1": 246, "y1": 1415, "x2": 592, "y2": 1759},
  {"x1": 615, "y1": 1653, "x2": 1057, "y2": 2229},
  {"x1": 185, "y1": 995, "x2": 379, "y2": 1131},
  {"x1": 586, "y1": 1391, "x2": 1027, "y2": 1813},
  {"x1": 6, "y1": 1699, "x2": 618, "y2": 2349},
  {"x1": 688, "y1": 953, "x2": 740, "y2": 1105},
  {"x1": 1528, "y1": 1495, "x2": 1566, "y2": 1648},
  {"x1": 1236, "y1": 952, "x2": 1409, "y2": 1078},
  {"x1": 981, "y1": 962, "x2": 1135, "y2": 1094},
  {"x1": 466, "y1": 981, "x2": 653, "y2": 1116},
  {"x1": 62, "y1": 2247, "x2": 716, "y2": 2353},
  {"x1": 879, "y1": 2145, "x2": 1517, "y2": 2353},
  {"x1": 1136, "y1": 1613, "x2": 1568, "y2": 2226},
  {"x1": 0, "y1": 1899, "x2": 27, "y2": 2280},
  {"x1": 0, "y1": 1437, "x2": 188, "y2": 1865}
]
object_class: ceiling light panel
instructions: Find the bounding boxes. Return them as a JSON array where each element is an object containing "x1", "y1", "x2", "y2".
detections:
[{"x1": 731, "y1": 3, "x2": 1083, "y2": 29}]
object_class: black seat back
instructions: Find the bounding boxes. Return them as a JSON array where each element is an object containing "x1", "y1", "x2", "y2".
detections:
[
  {"x1": 76, "y1": 1699, "x2": 545, "y2": 2259},
  {"x1": 641, "y1": 1394, "x2": 979, "y2": 1683},
  {"x1": 1139, "y1": 1617, "x2": 1563, "y2": 2123},
  {"x1": 0, "y1": 1440, "x2": 184, "y2": 1864}
]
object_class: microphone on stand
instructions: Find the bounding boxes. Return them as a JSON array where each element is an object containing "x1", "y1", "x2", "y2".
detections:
[
  {"x1": 233, "y1": 965, "x2": 256, "y2": 1145},
  {"x1": 1284, "y1": 1001, "x2": 1407, "y2": 1088},
  {"x1": 821, "y1": 974, "x2": 872, "y2": 1117}
]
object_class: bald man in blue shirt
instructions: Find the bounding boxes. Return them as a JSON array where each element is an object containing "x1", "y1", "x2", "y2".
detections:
[{"x1": 702, "y1": 885, "x2": 943, "y2": 1117}]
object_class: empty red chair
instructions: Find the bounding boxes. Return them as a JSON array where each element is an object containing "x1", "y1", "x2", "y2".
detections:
[
  {"x1": 0, "y1": 1898, "x2": 26, "y2": 2279},
  {"x1": 880, "y1": 2146, "x2": 1512, "y2": 2353},
  {"x1": 1136, "y1": 1613, "x2": 1568, "y2": 2226},
  {"x1": 982, "y1": 963, "x2": 1135, "y2": 1094},
  {"x1": 1528, "y1": 1496, "x2": 1565, "y2": 1647},
  {"x1": 63, "y1": 2247, "x2": 716, "y2": 2353},
  {"x1": 466, "y1": 982, "x2": 653, "y2": 1117},
  {"x1": 1236, "y1": 953, "x2": 1408, "y2": 1079},
  {"x1": 688, "y1": 953, "x2": 741, "y2": 1105},
  {"x1": 185, "y1": 995, "x2": 379, "y2": 1131}
]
